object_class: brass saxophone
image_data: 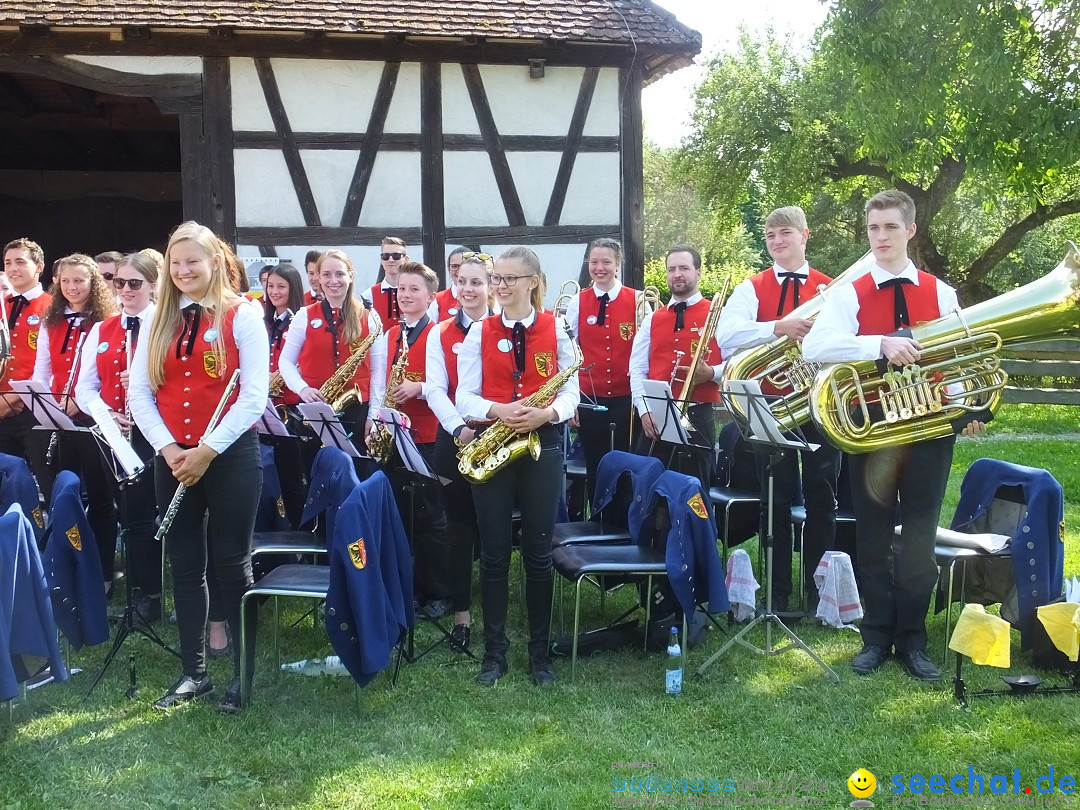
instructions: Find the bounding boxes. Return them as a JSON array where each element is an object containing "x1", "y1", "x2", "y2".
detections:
[
  {"x1": 369, "y1": 316, "x2": 409, "y2": 463},
  {"x1": 268, "y1": 370, "x2": 285, "y2": 399},
  {"x1": 319, "y1": 310, "x2": 383, "y2": 414},
  {"x1": 457, "y1": 340, "x2": 584, "y2": 484}
]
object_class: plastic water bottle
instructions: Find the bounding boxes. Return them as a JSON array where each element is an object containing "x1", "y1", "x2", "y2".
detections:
[
  {"x1": 665, "y1": 627, "x2": 682, "y2": 695},
  {"x1": 281, "y1": 655, "x2": 349, "y2": 676}
]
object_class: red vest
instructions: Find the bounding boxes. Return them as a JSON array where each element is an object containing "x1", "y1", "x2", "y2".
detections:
[
  {"x1": 156, "y1": 306, "x2": 241, "y2": 445},
  {"x1": 577, "y1": 288, "x2": 637, "y2": 398},
  {"x1": 751, "y1": 267, "x2": 832, "y2": 321},
  {"x1": 853, "y1": 271, "x2": 941, "y2": 336},
  {"x1": 46, "y1": 317, "x2": 91, "y2": 400},
  {"x1": 647, "y1": 299, "x2": 721, "y2": 403},
  {"x1": 480, "y1": 312, "x2": 560, "y2": 404},
  {"x1": 384, "y1": 321, "x2": 438, "y2": 445},
  {"x1": 435, "y1": 288, "x2": 458, "y2": 321},
  {"x1": 365, "y1": 284, "x2": 400, "y2": 323},
  {"x1": 296, "y1": 302, "x2": 372, "y2": 397},
  {"x1": 268, "y1": 315, "x2": 300, "y2": 406},
  {"x1": 303, "y1": 290, "x2": 319, "y2": 306},
  {"x1": 2, "y1": 292, "x2": 51, "y2": 388},
  {"x1": 93, "y1": 315, "x2": 131, "y2": 412},
  {"x1": 438, "y1": 318, "x2": 470, "y2": 401}
]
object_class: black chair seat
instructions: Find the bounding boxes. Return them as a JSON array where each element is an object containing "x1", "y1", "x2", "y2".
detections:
[
  {"x1": 552, "y1": 543, "x2": 666, "y2": 579},
  {"x1": 565, "y1": 461, "x2": 587, "y2": 479},
  {"x1": 552, "y1": 520, "x2": 631, "y2": 548},
  {"x1": 245, "y1": 563, "x2": 330, "y2": 597},
  {"x1": 251, "y1": 531, "x2": 326, "y2": 557}
]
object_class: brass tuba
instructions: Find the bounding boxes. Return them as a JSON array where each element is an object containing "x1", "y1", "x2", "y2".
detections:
[
  {"x1": 721, "y1": 251, "x2": 874, "y2": 430},
  {"x1": 553, "y1": 280, "x2": 580, "y2": 319},
  {"x1": 636, "y1": 285, "x2": 663, "y2": 327},
  {"x1": 809, "y1": 241, "x2": 1080, "y2": 454},
  {"x1": 319, "y1": 309, "x2": 383, "y2": 414}
]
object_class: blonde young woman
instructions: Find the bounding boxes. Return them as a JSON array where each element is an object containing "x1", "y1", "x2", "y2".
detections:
[{"x1": 129, "y1": 221, "x2": 269, "y2": 713}]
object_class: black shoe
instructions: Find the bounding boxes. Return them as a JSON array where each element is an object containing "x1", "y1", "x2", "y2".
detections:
[
  {"x1": 153, "y1": 674, "x2": 214, "y2": 711},
  {"x1": 530, "y1": 654, "x2": 555, "y2": 686},
  {"x1": 419, "y1": 598, "x2": 452, "y2": 620},
  {"x1": 135, "y1": 595, "x2": 162, "y2": 625},
  {"x1": 475, "y1": 655, "x2": 507, "y2": 686},
  {"x1": 851, "y1": 645, "x2": 889, "y2": 675},
  {"x1": 218, "y1": 678, "x2": 244, "y2": 714},
  {"x1": 897, "y1": 649, "x2": 941, "y2": 682},
  {"x1": 449, "y1": 623, "x2": 471, "y2": 653}
]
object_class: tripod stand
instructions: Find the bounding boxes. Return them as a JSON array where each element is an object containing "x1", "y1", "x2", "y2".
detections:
[{"x1": 696, "y1": 382, "x2": 839, "y2": 683}]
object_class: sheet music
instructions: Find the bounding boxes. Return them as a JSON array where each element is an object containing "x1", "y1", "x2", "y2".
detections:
[
  {"x1": 90, "y1": 411, "x2": 146, "y2": 478},
  {"x1": 11, "y1": 379, "x2": 78, "y2": 431},
  {"x1": 723, "y1": 379, "x2": 820, "y2": 451},
  {"x1": 256, "y1": 403, "x2": 291, "y2": 437},
  {"x1": 371, "y1": 407, "x2": 448, "y2": 483},
  {"x1": 640, "y1": 379, "x2": 692, "y2": 445},
  {"x1": 297, "y1": 402, "x2": 363, "y2": 459}
]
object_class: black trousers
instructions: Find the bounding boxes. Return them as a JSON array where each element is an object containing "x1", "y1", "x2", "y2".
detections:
[
  {"x1": 433, "y1": 427, "x2": 480, "y2": 614},
  {"x1": 471, "y1": 424, "x2": 563, "y2": 660},
  {"x1": 388, "y1": 440, "x2": 450, "y2": 605},
  {"x1": 577, "y1": 395, "x2": 634, "y2": 506},
  {"x1": 111, "y1": 427, "x2": 160, "y2": 596},
  {"x1": 154, "y1": 429, "x2": 261, "y2": 681},
  {"x1": 848, "y1": 434, "x2": 955, "y2": 653},
  {"x1": 56, "y1": 425, "x2": 119, "y2": 584},
  {"x1": 753, "y1": 422, "x2": 841, "y2": 603},
  {"x1": 635, "y1": 403, "x2": 717, "y2": 505},
  {"x1": 0, "y1": 408, "x2": 51, "y2": 506}
]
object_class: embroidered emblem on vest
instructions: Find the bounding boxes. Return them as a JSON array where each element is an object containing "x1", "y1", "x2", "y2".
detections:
[
  {"x1": 203, "y1": 351, "x2": 227, "y2": 379},
  {"x1": 619, "y1": 323, "x2": 635, "y2": 341},
  {"x1": 534, "y1": 352, "x2": 554, "y2": 378}
]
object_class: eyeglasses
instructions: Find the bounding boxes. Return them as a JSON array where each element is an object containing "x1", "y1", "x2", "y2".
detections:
[
  {"x1": 380, "y1": 252, "x2": 405, "y2": 262},
  {"x1": 490, "y1": 274, "x2": 531, "y2": 287},
  {"x1": 461, "y1": 252, "x2": 492, "y2": 263},
  {"x1": 112, "y1": 277, "x2": 146, "y2": 290},
  {"x1": 101, "y1": 272, "x2": 115, "y2": 281}
]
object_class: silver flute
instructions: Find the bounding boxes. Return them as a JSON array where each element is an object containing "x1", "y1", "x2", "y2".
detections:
[
  {"x1": 46, "y1": 330, "x2": 88, "y2": 465},
  {"x1": 155, "y1": 368, "x2": 242, "y2": 543}
]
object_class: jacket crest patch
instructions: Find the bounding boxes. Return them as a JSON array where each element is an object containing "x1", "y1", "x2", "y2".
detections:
[
  {"x1": 66, "y1": 525, "x2": 82, "y2": 551},
  {"x1": 687, "y1": 493, "x2": 709, "y2": 520},
  {"x1": 348, "y1": 538, "x2": 367, "y2": 570}
]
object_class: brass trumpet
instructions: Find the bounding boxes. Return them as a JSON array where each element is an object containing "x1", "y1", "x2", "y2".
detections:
[{"x1": 809, "y1": 241, "x2": 1080, "y2": 454}]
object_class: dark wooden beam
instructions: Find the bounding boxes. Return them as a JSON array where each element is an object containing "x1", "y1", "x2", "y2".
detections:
[
  {"x1": 340, "y1": 61, "x2": 399, "y2": 227},
  {"x1": 544, "y1": 66, "x2": 598, "y2": 226},
  {"x1": 460, "y1": 64, "x2": 525, "y2": 227},
  {"x1": 618, "y1": 65, "x2": 645, "y2": 290},
  {"x1": 179, "y1": 112, "x2": 210, "y2": 224},
  {"x1": 202, "y1": 57, "x2": 234, "y2": 240},
  {"x1": 234, "y1": 131, "x2": 621, "y2": 152},
  {"x1": 420, "y1": 61, "x2": 446, "y2": 284},
  {"x1": 254, "y1": 57, "x2": 321, "y2": 227},
  {"x1": 237, "y1": 224, "x2": 618, "y2": 246},
  {"x1": 60, "y1": 83, "x2": 104, "y2": 117},
  {"x1": 0, "y1": 74, "x2": 38, "y2": 115}
]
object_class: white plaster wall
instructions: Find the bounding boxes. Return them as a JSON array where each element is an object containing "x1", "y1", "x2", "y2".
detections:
[
  {"x1": 299, "y1": 150, "x2": 361, "y2": 227},
  {"x1": 504, "y1": 152, "x2": 563, "y2": 226},
  {"x1": 384, "y1": 63, "x2": 422, "y2": 133},
  {"x1": 560, "y1": 153, "x2": 621, "y2": 225},
  {"x1": 70, "y1": 55, "x2": 203, "y2": 75},
  {"x1": 443, "y1": 152, "x2": 509, "y2": 228},
  {"x1": 441, "y1": 64, "x2": 481, "y2": 135},
  {"x1": 231, "y1": 58, "x2": 275, "y2": 131},
  {"x1": 356, "y1": 152, "x2": 422, "y2": 228},
  {"x1": 582, "y1": 67, "x2": 620, "y2": 137},
  {"x1": 268, "y1": 59, "x2": 385, "y2": 134},
  {"x1": 479, "y1": 65, "x2": 584, "y2": 136},
  {"x1": 234, "y1": 150, "x2": 305, "y2": 227}
]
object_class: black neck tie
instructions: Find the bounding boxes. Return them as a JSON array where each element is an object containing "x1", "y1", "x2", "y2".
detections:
[
  {"x1": 270, "y1": 313, "x2": 290, "y2": 350},
  {"x1": 878, "y1": 277, "x2": 914, "y2": 330},
  {"x1": 596, "y1": 292, "x2": 610, "y2": 326},
  {"x1": 776, "y1": 272, "x2": 806, "y2": 317},
  {"x1": 7, "y1": 295, "x2": 27, "y2": 330},
  {"x1": 125, "y1": 316, "x2": 141, "y2": 351},
  {"x1": 511, "y1": 322, "x2": 527, "y2": 384},
  {"x1": 672, "y1": 301, "x2": 688, "y2": 331},
  {"x1": 175, "y1": 303, "x2": 201, "y2": 359},
  {"x1": 62, "y1": 312, "x2": 85, "y2": 353}
]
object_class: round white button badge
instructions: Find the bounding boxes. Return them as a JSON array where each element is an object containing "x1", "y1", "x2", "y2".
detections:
[{"x1": 497, "y1": 338, "x2": 513, "y2": 353}]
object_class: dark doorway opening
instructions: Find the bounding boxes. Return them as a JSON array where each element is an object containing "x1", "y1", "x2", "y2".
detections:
[{"x1": 0, "y1": 72, "x2": 183, "y2": 279}]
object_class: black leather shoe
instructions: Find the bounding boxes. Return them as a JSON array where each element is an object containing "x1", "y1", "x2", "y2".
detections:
[
  {"x1": 475, "y1": 655, "x2": 507, "y2": 686},
  {"x1": 218, "y1": 678, "x2": 244, "y2": 714},
  {"x1": 851, "y1": 645, "x2": 889, "y2": 675},
  {"x1": 449, "y1": 623, "x2": 471, "y2": 653},
  {"x1": 135, "y1": 595, "x2": 162, "y2": 625},
  {"x1": 530, "y1": 655, "x2": 555, "y2": 686},
  {"x1": 153, "y1": 674, "x2": 214, "y2": 711},
  {"x1": 897, "y1": 649, "x2": 941, "y2": 681}
]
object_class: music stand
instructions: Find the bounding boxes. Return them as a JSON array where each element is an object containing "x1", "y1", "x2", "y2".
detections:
[
  {"x1": 12, "y1": 380, "x2": 88, "y2": 462},
  {"x1": 83, "y1": 413, "x2": 179, "y2": 697},
  {"x1": 696, "y1": 381, "x2": 840, "y2": 683},
  {"x1": 297, "y1": 402, "x2": 367, "y2": 461}
]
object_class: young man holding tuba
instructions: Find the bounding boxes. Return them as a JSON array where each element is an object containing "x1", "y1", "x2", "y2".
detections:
[
  {"x1": 802, "y1": 189, "x2": 984, "y2": 682},
  {"x1": 714, "y1": 206, "x2": 842, "y2": 614}
]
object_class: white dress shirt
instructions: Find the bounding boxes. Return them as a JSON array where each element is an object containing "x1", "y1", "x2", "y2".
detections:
[
  {"x1": 455, "y1": 308, "x2": 580, "y2": 423},
  {"x1": 278, "y1": 304, "x2": 381, "y2": 395},
  {"x1": 75, "y1": 304, "x2": 155, "y2": 419},
  {"x1": 128, "y1": 296, "x2": 270, "y2": 454},
  {"x1": 802, "y1": 262, "x2": 958, "y2": 363},
  {"x1": 714, "y1": 263, "x2": 814, "y2": 356},
  {"x1": 425, "y1": 313, "x2": 480, "y2": 435},
  {"x1": 628, "y1": 292, "x2": 724, "y2": 416}
]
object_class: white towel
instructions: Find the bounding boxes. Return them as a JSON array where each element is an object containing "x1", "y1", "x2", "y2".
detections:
[
  {"x1": 725, "y1": 548, "x2": 759, "y2": 622},
  {"x1": 814, "y1": 551, "x2": 863, "y2": 630}
]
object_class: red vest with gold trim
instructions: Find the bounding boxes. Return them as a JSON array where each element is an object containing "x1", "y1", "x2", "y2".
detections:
[
  {"x1": 46, "y1": 317, "x2": 91, "y2": 400},
  {"x1": 438, "y1": 318, "x2": 469, "y2": 401},
  {"x1": 268, "y1": 315, "x2": 300, "y2": 407},
  {"x1": 751, "y1": 267, "x2": 832, "y2": 321},
  {"x1": 296, "y1": 302, "x2": 372, "y2": 398},
  {"x1": 384, "y1": 321, "x2": 438, "y2": 445},
  {"x1": 578, "y1": 287, "x2": 637, "y2": 398},
  {"x1": 156, "y1": 306, "x2": 241, "y2": 445},
  {"x1": 853, "y1": 271, "x2": 941, "y2": 336},
  {"x1": 2, "y1": 292, "x2": 51, "y2": 388},
  {"x1": 93, "y1": 315, "x2": 130, "y2": 412},
  {"x1": 647, "y1": 299, "x2": 721, "y2": 403},
  {"x1": 480, "y1": 312, "x2": 560, "y2": 404},
  {"x1": 435, "y1": 288, "x2": 458, "y2": 321}
]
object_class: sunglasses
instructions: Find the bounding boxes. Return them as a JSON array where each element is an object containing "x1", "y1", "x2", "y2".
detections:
[
  {"x1": 461, "y1": 252, "x2": 492, "y2": 262},
  {"x1": 380, "y1": 252, "x2": 405, "y2": 261},
  {"x1": 101, "y1": 272, "x2": 115, "y2": 281},
  {"x1": 112, "y1": 277, "x2": 146, "y2": 290}
]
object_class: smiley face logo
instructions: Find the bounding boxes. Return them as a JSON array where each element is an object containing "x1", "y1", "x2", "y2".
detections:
[{"x1": 848, "y1": 769, "x2": 877, "y2": 804}]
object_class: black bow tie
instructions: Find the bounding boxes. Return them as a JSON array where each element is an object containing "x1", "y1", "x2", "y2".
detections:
[
  {"x1": 125, "y1": 315, "x2": 141, "y2": 349},
  {"x1": 62, "y1": 312, "x2": 86, "y2": 353},
  {"x1": 878, "y1": 277, "x2": 914, "y2": 330},
  {"x1": 596, "y1": 292, "x2": 610, "y2": 326},
  {"x1": 270, "y1": 312, "x2": 291, "y2": 349},
  {"x1": 7, "y1": 295, "x2": 28, "y2": 330},
  {"x1": 672, "y1": 301, "x2": 688, "y2": 331},
  {"x1": 776, "y1": 272, "x2": 806, "y2": 317}
]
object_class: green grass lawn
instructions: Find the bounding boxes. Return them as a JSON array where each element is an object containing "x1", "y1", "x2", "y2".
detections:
[{"x1": 3, "y1": 405, "x2": 1080, "y2": 809}]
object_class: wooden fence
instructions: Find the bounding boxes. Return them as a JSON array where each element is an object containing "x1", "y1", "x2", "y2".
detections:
[{"x1": 1001, "y1": 340, "x2": 1080, "y2": 406}]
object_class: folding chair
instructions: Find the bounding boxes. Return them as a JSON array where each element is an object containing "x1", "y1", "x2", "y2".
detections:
[{"x1": 710, "y1": 421, "x2": 760, "y2": 557}]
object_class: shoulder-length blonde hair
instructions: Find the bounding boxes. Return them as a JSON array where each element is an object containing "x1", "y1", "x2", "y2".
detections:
[
  {"x1": 316, "y1": 249, "x2": 369, "y2": 344},
  {"x1": 44, "y1": 253, "x2": 116, "y2": 328},
  {"x1": 146, "y1": 221, "x2": 241, "y2": 390}
]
